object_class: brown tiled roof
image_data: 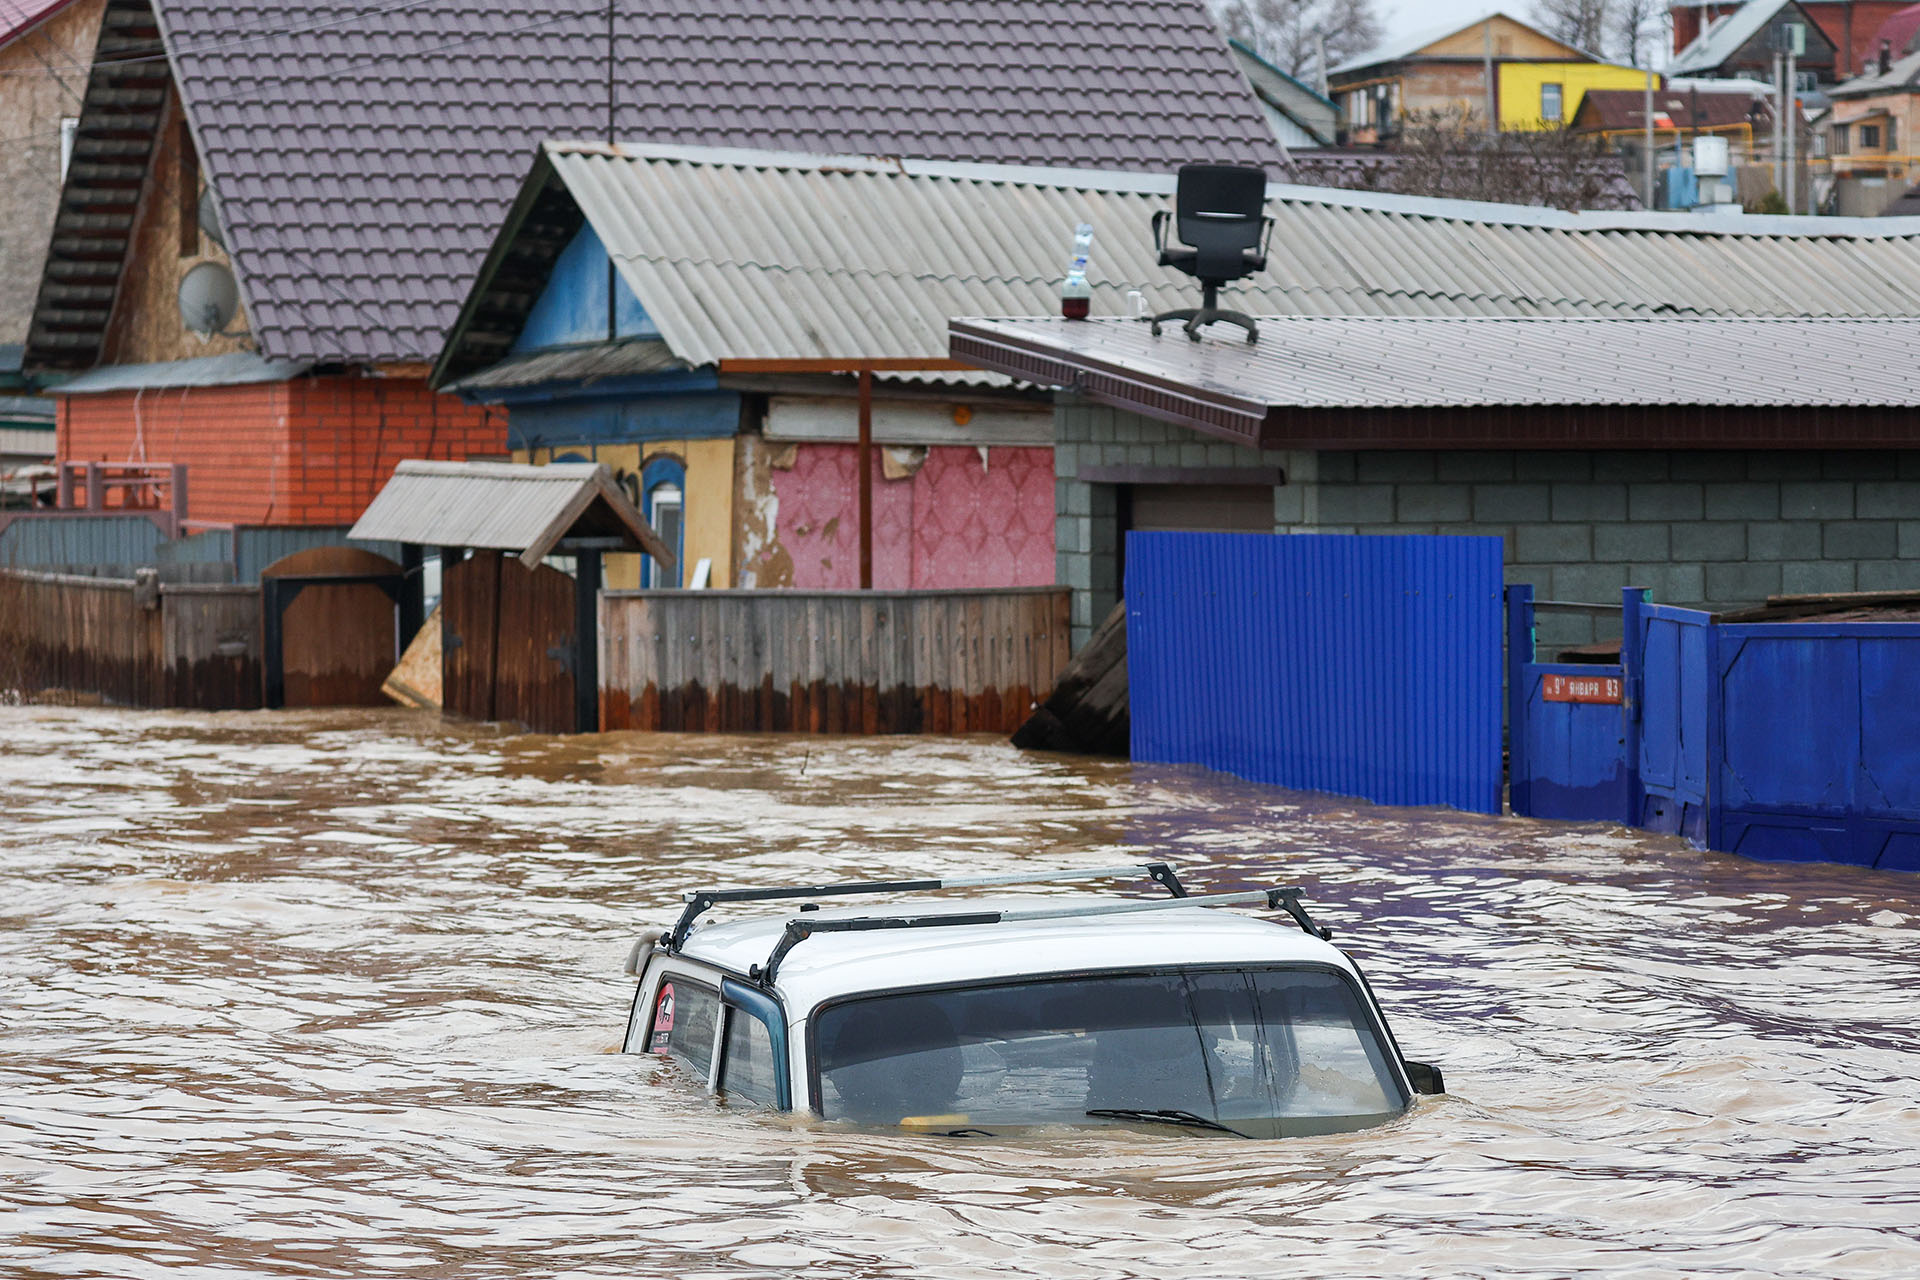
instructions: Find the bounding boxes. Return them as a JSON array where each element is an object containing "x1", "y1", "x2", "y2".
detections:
[
  {"x1": 1571, "y1": 87, "x2": 1775, "y2": 133},
  {"x1": 148, "y1": 0, "x2": 1278, "y2": 367}
]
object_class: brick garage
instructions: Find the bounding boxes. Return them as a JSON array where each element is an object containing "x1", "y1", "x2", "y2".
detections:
[{"x1": 57, "y1": 372, "x2": 504, "y2": 527}]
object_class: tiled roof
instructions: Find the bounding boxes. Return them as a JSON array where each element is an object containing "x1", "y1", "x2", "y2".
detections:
[
  {"x1": 1573, "y1": 87, "x2": 1776, "y2": 131},
  {"x1": 0, "y1": 0, "x2": 76, "y2": 46},
  {"x1": 149, "y1": 0, "x2": 1281, "y2": 367}
]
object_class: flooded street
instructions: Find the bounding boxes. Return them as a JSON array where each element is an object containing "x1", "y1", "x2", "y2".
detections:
[{"x1": 3, "y1": 706, "x2": 1917, "y2": 1279}]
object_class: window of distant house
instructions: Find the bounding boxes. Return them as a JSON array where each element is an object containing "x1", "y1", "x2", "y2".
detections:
[
  {"x1": 1861, "y1": 123, "x2": 1882, "y2": 149},
  {"x1": 59, "y1": 117, "x2": 77, "y2": 178},
  {"x1": 1832, "y1": 124, "x2": 1849, "y2": 154},
  {"x1": 640, "y1": 455, "x2": 685, "y2": 589},
  {"x1": 1541, "y1": 83, "x2": 1563, "y2": 123},
  {"x1": 1889, "y1": 119, "x2": 1899, "y2": 151}
]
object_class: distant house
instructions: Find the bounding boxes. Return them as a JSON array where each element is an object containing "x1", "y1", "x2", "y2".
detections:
[
  {"x1": 1819, "y1": 44, "x2": 1920, "y2": 212},
  {"x1": 1670, "y1": 0, "x2": 1911, "y2": 79},
  {"x1": 1573, "y1": 81, "x2": 1780, "y2": 206},
  {"x1": 1670, "y1": 0, "x2": 1840, "y2": 84},
  {"x1": 1327, "y1": 10, "x2": 1650, "y2": 141},
  {"x1": 0, "y1": 0, "x2": 104, "y2": 350},
  {"x1": 1228, "y1": 40, "x2": 1338, "y2": 149},
  {"x1": 23, "y1": 0, "x2": 1277, "y2": 533}
]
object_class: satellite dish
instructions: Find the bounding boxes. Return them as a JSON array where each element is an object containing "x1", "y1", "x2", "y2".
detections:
[
  {"x1": 177, "y1": 261, "x2": 239, "y2": 339},
  {"x1": 197, "y1": 188, "x2": 224, "y2": 250}
]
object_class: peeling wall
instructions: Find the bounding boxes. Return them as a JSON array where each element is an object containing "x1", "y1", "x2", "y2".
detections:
[{"x1": 751, "y1": 441, "x2": 1055, "y2": 590}]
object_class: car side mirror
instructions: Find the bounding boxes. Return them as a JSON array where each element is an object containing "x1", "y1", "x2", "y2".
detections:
[{"x1": 1405, "y1": 1060, "x2": 1445, "y2": 1096}]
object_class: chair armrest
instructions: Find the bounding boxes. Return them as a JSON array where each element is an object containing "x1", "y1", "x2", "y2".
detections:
[{"x1": 1152, "y1": 209, "x2": 1171, "y2": 255}]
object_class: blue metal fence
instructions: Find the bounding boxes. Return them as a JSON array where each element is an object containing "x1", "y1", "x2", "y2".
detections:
[
  {"x1": 1712, "y1": 620, "x2": 1920, "y2": 869},
  {"x1": 1127, "y1": 532, "x2": 1505, "y2": 813}
]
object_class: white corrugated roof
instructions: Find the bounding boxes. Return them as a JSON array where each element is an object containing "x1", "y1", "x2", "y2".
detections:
[
  {"x1": 951, "y1": 314, "x2": 1920, "y2": 408},
  {"x1": 527, "y1": 141, "x2": 1920, "y2": 376}
]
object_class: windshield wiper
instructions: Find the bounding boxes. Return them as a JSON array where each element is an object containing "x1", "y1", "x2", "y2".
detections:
[{"x1": 1085, "y1": 1107, "x2": 1248, "y2": 1137}]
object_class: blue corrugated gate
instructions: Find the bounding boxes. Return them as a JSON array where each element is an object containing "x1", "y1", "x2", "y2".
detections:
[
  {"x1": 1505, "y1": 585, "x2": 1631, "y2": 823},
  {"x1": 1632, "y1": 603, "x2": 1715, "y2": 846},
  {"x1": 1126, "y1": 532, "x2": 1504, "y2": 813},
  {"x1": 1713, "y1": 620, "x2": 1920, "y2": 869}
]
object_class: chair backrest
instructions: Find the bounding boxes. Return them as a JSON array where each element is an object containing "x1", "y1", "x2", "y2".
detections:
[{"x1": 1173, "y1": 164, "x2": 1268, "y2": 280}]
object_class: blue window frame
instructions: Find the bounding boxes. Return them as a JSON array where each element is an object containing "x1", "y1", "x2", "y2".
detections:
[{"x1": 640, "y1": 455, "x2": 685, "y2": 588}]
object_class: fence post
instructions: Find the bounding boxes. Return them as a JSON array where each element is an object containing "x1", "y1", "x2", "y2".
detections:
[
  {"x1": 84, "y1": 461, "x2": 103, "y2": 512},
  {"x1": 56, "y1": 463, "x2": 72, "y2": 509},
  {"x1": 169, "y1": 464, "x2": 189, "y2": 538},
  {"x1": 1703, "y1": 612, "x2": 1723, "y2": 852},
  {"x1": 1620, "y1": 586, "x2": 1649, "y2": 827},
  {"x1": 1504, "y1": 583, "x2": 1534, "y2": 817}
]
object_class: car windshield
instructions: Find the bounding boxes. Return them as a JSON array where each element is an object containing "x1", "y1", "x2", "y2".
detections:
[{"x1": 814, "y1": 967, "x2": 1408, "y2": 1138}]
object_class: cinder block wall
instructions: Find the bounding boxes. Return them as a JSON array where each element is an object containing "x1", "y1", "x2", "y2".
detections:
[{"x1": 1056, "y1": 400, "x2": 1920, "y2": 650}]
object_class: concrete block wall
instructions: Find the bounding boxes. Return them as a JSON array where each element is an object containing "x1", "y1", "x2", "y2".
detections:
[{"x1": 1056, "y1": 400, "x2": 1920, "y2": 651}]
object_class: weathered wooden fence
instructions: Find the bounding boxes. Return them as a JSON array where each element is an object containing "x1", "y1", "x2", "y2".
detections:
[
  {"x1": 0, "y1": 568, "x2": 262, "y2": 708},
  {"x1": 600, "y1": 588, "x2": 1071, "y2": 734}
]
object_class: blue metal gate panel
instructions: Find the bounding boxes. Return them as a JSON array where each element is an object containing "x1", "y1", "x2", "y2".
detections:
[
  {"x1": 1635, "y1": 604, "x2": 1714, "y2": 844},
  {"x1": 1126, "y1": 532, "x2": 1504, "y2": 813},
  {"x1": 1713, "y1": 622, "x2": 1920, "y2": 870},
  {"x1": 1506, "y1": 585, "x2": 1633, "y2": 823}
]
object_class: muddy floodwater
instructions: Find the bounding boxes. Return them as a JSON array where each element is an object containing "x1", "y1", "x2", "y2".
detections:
[{"x1": 3, "y1": 706, "x2": 1918, "y2": 1279}]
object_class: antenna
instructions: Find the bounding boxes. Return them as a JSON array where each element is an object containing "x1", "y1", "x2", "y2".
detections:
[{"x1": 177, "y1": 261, "x2": 239, "y2": 339}]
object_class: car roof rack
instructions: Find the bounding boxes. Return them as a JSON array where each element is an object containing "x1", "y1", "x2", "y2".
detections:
[
  {"x1": 750, "y1": 885, "x2": 1329, "y2": 987},
  {"x1": 666, "y1": 861, "x2": 1187, "y2": 951}
]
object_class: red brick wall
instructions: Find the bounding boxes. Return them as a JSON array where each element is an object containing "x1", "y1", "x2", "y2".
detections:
[
  {"x1": 58, "y1": 380, "x2": 294, "y2": 525},
  {"x1": 57, "y1": 374, "x2": 506, "y2": 527},
  {"x1": 283, "y1": 377, "x2": 505, "y2": 525}
]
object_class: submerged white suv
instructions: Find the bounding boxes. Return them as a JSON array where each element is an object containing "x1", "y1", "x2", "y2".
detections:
[{"x1": 621, "y1": 864, "x2": 1443, "y2": 1138}]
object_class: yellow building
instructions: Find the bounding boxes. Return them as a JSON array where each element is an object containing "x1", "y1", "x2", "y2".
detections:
[
  {"x1": 515, "y1": 438, "x2": 736, "y2": 591},
  {"x1": 1498, "y1": 62, "x2": 1657, "y2": 130}
]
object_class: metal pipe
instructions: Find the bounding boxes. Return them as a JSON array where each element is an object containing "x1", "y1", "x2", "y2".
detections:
[
  {"x1": 1786, "y1": 45, "x2": 1797, "y2": 212},
  {"x1": 858, "y1": 367, "x2": 873, "y2": 589},
  {"x1": 1645, "y1": 69, "x2": 1656, "y2": 206}
]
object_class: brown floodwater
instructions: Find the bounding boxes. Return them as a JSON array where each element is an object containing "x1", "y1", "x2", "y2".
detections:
[{"x1": 2, "y1": 705, "x2": 1917, "y2": 1278}]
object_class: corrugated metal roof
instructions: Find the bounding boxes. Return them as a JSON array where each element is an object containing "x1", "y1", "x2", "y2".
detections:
[
  {"x1": 54, "y1": 352, "x2": 308, "y2": 395},
  {"x1": 951, "y1": 313, "x2": 1920, "y2": 410},
  {"x1": 450, "y1": 339, "x2": 688, "y2": 393},
  {"x1": 448, "y1": 142, "x2": 1920, "y2": 380},
  {"x1": 348, "y1": 461, "x2": 670, "y2": 568}
]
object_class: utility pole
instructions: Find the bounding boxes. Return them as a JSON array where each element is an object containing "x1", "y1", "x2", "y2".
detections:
[
  {"x1": 1771, "y1": 51, "x2": 1784, "y2": 196},
  {"x1": 1483, "y1": 18, "x2": 1496, "y2": 132},
  {"x1": 1786, "y1": 40, "x2": 1798, "y2": 212},
  {"x1": 1315, "y1": 27, "x2": 1329, "y2": 97},
  {"x1": 1644, "y1": 69, "x2": 1655, "y2": 207}
]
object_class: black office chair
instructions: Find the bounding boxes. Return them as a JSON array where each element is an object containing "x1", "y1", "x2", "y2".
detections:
[{"x1": 1149, "y1": 164, "x2": 1273, "y2": 344}]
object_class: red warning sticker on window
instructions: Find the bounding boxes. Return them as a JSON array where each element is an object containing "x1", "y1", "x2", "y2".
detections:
[{"x1": 651, "y1": 983, "x2": 675, "y2": 1052}]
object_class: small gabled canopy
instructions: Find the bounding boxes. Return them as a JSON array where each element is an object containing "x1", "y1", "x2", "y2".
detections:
[{"x1": 349, "y1": 460, "x2": 672, "y2": 570}]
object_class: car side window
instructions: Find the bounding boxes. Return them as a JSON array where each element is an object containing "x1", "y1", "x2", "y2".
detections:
[
  {"x1": 650, "y1": 979, "x2": 720, "y2": 1081},
  {"x1": 719, "y1": 1007, "x2": 779, "y2": 1107}
]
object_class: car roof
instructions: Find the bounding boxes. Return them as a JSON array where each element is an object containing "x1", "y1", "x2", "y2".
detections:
[{"x1": 673, "y1": 895, "x2": 1356, "y2": 1016}]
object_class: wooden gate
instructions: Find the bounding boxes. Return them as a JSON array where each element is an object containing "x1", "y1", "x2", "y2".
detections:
[
  {"x1": 261, "y1": 547, "x2": 404, "y2": 707},
  {"x1": 442, "y1": 549, "x2": 577, "y2": 733}
]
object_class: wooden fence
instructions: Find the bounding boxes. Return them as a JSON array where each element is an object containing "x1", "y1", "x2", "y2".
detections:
[
  {"x1": 600, "y1": 588, "x2": 1072, "y2": 734},
  {"x1": 0, "y1": 568, "x2": 262, "y2": 709}
]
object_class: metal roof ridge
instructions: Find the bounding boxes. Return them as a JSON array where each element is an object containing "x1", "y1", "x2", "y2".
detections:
[
  {"x1": 546, "y1": 140, "x2": 1178, "y2": 195},
  {"x1": 551, "y1": 141, "x2": 1920, "y2": 238}
]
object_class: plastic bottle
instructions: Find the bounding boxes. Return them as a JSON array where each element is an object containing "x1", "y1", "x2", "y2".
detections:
[{"x1": 1061, "y1": 222, "x2": 1093, "y2": 319}]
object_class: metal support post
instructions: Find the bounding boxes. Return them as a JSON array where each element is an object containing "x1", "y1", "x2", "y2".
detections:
[
  {"x1": 857, "y1": 367, "x2": 873, "y2": 590},
  {"x1": 573, "y1": 547, "x2": 601, "y2": 733}
]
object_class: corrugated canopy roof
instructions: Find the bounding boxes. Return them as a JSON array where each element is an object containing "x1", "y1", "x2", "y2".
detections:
[
  {"x1": 949, "y1": 314, "x2": 1920, "y2": 446},
  {"x1": 438, "y1": 142, "x2": 1920, "y2": 386},
  {"x1": 349, "y1": 461, "x2": 671, "y2": 568}
]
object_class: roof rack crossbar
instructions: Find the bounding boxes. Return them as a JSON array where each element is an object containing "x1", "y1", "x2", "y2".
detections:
[
  {"x1": 667, "y1": 861, "x2": 1184, "y2": 950},
  {"x1": 751, "y1": 885, "x2": 1328, "y2": 986}
]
